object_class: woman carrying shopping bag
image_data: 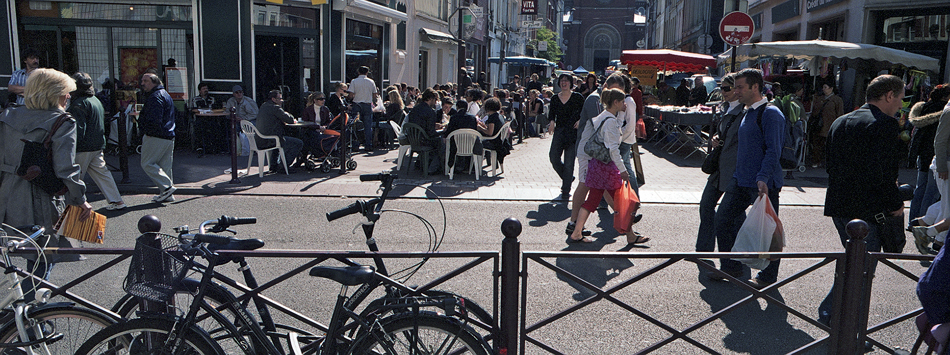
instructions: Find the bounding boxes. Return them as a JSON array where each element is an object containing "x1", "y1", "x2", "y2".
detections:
[{"x1": 569, "y1": 88, "x2": 645, "y2": 244}]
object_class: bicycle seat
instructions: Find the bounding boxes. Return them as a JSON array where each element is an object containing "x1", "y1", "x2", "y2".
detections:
[{"x1": 309, "y1": 265, "x2": 376, "y2": 286}]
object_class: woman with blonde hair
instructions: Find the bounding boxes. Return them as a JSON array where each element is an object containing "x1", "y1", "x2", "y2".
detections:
[{"x1": 0, "y1": 68, "x2": 92, "y2": 295}]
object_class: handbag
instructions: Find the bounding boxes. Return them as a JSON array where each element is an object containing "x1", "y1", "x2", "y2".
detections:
[
  {"x1": 16, "y1": 113, "x2": 71, "y2": 196},
  {"x1": 585, "y1": 158, "x2": 622, "y2": 190},
  {"x1": 701, "y1": 145, "x2": 722, "y2": 174},
  {"x1": 732, "y1": 196, "x2": 785, "y2": 270},
  {"x1": 584, "y1": 117, "x2": 612, "y2": 163},
  {"x1": 612, "y1": 181, "x2": 641, "y2": 233}
]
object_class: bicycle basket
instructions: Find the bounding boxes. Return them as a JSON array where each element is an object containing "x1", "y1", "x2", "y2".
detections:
[{"x1": 123, "y1": 233, "x2": 192, "y2": 303}]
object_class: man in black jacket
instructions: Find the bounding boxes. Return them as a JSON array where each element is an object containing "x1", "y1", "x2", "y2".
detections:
[
  {"x1": 406, "y1": 88, "x2": 443, "y2": 173},
  {"x1": 256, "y1": 90, "x2": 304, "y2": 173},
  {"x1": 139, "y1": 73, "x2": 177, "y2": 202},
  {"x1": 818, "y1": 74, "x2": 906, "y2": 325}
]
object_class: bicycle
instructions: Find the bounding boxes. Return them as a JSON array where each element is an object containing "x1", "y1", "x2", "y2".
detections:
[
  {"x1": 0, "y1": 223, "x2": 116, "y2": 354},
  {"x1": 106, "y1": 171, "x2": 495, "y2": 351},
  {"x1": 76, "y1": 217, "x2": 489, "y2": 354}
]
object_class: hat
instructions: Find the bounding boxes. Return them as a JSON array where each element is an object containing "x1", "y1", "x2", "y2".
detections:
[
  {"x1": 72, "y1": 72, "x2": 95, "y2": 96},
  {"x1": 232, "y1": 85, "x2": 244, "y2": 93}
]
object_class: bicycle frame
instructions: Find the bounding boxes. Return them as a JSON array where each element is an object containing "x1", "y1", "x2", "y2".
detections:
[{"x1": 0, "y1": 226, "x2": 56, "y2": 354}]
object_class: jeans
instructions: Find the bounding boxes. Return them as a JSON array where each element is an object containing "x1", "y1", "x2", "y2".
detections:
[
  {"x1": 697, "y1": 178, "x2": 723, "y2": 252},
  {"x1": 356, "y1": 102, "x2": 374, "y2": 149},
  {"x1": 910, "y1": 157, "x2": 940, "y2": 225},
  {"x1": 270, "y1": 136, "x2": 304, "y2": 169},
  {"x1": 549, "y1": 129, "x2": 576, "y2": 193},
  {"x1": 713, "y1": 180, "x2": 782, "y2": 283},
  {"x1": 619, "y1": 142, "x2": 639, "y2": 195},
  {"x1": 818, "y1": 216, "x2": 884, "y2": 325}
]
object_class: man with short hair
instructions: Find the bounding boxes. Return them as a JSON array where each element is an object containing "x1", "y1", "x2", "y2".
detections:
[
  {"x1": 139, "y1": 73, "x2": 177, "y2": 203},
  {"x1": 708, "y1": 68, "x2": 785, "y2": 289},
  {"x1": 507, "y1": 75, "x2": 521, "y2": 92},
  {"x1": 406, "y1": 88, "x2": 444, "y2": 174},
  {"x1": 256, "y1": 89, "x2": 304, "y2": 173},
  {"x1": 192, "y1": 82, "x2": 215, "y2": 109},
  {"x1": 225, "y1": 85, "x2": 258, "y2": 124},
  {"x1": 818, "y1": 74, "x2": 906, "y2": 325},
  {"x1": 192, "y1": 82, "x2": 225, "y2": 154},
  {"x1": 350, "y1": 66, "x2": 379, "y2": 151},
  {"x1": 8, "y1": 50, "x2": 40, "y2": 106}
]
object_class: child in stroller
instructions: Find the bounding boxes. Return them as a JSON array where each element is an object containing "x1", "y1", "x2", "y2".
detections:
[{"x1": 299, "y1": 93, "x2": 357, "y2": 173}]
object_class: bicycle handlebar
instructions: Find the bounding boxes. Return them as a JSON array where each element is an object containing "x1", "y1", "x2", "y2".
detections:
[
  {"x1": 359, "y1": 172, "x2": 390, "y2": 182},
  {"x1": 193, "y1": 234, "x2": 232, "y2": 245},
  {"x1": 220, "y1": 216, "x2": 257, "y2": 226},
  {"x1": 326, "y1": 199, "x2": 380, "y2": 222}
]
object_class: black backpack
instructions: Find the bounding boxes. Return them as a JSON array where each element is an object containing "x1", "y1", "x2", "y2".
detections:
[{"x1": 755, "y1": 104, "x2": 803, "y2": 170}]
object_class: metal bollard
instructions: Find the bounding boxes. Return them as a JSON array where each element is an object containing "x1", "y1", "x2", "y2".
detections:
[
  {"x1": 500, "y1": 218, "x2": 522, "y2": 355},
  {"x1": 832, "y1": 219, "x2": 870, "y2": 354}
]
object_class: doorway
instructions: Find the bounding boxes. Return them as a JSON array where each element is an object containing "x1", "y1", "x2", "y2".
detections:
[
  {"x1": 255, "y1": 35, "x2": 302, "y2": 115},
  {"x1": 593, "y1": 50, "x2": 610, "y2": 75}
]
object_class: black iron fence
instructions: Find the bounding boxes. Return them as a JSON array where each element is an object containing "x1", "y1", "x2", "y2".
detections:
[{"x1": 10, "y1": 219, "x2": 932, "y2": 354}]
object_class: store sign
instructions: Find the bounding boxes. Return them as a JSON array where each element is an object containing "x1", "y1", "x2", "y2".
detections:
[
  {"x1": 627, "y1": 65, "x2": 657, "y2": 86},
  {"x1": 806, "y1": 0, "x2": 845, "y2": 12},
  {"x1": 521, "y1": 0, "x2": 537, "y2": 15}
]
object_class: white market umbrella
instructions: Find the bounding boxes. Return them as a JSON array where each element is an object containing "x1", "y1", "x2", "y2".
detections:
[{"x1": 716, "y1": 40, "x2": 939, "y2": 72}]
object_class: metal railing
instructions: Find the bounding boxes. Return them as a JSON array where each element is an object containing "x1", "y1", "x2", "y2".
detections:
[{"x1": 9, "y1": 218, "x2": 932, "y2": 354}]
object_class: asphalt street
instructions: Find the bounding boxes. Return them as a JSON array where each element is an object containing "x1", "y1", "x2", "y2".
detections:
[{"x1": 44, "y1": 193, "x2": 928, "y2": 355}]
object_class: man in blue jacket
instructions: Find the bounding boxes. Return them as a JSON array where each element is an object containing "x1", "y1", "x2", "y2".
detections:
[
  {"x1": 139, "y1": 73, "x2": 177, "y2": 203},
  {"x1": 708, "y1": 68, "x2": 785, "y2": 289}
]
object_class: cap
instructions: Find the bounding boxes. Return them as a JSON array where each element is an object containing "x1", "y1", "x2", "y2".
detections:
[{"x1": 232, "y1": 85, "x2": 244, "y2": 93}]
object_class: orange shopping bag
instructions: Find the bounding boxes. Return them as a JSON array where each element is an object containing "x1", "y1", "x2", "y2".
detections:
[{"x1": 613, "y1": 181, "x2": 641, "y2": 234}]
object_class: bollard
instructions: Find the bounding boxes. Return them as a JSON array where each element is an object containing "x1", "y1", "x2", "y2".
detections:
[
  {"x1": 228, "y1": 107, "x2": 241, "y2": 184},
  {"x1": 500, "y1": 218, "x2": 522, "y2": 355},
  {"x1": 832, "y1": 219, "x2": 870, "y2": 354}
]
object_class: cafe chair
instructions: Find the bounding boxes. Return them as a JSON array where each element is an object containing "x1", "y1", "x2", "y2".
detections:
[
  {"x1": 391, "y1": 121, "x2": 412, "y2": 171},
  {"x1": 240, "y1": 120, "x2": 288, "y2": 177},
  {"x1": 401, "y1": 123, "x2": 436, "y2": 177},
  {"x1": 444, "y1": 129, "x2": 482, "y2": 180},
  {"x1": 481, "y1": 121, "x2": 511, "y2": 177}
]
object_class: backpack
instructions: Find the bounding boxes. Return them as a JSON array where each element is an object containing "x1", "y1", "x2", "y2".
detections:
[{"x1": 755, "y1": 104, "x2": 804, "y2": 170}]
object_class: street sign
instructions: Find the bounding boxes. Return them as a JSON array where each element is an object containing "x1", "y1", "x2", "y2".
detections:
[
  {"x1": 538, "y1": 41, "x2": 547, "y2": 52},
  {"x1": 521, "y1": 0, "x2": 537, "y2": 15},
  {"x1": 469, "y1": 5, "x2": 483, "y2": 18},
  {"x1": 521, "y1": 20, "x2": 542, "y2": 29},
  {"x1": 719, "y1": 11, "x2": 754, "y2": 46}
]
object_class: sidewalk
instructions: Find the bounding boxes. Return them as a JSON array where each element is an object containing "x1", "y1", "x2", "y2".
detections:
[{"x1": 92, "y1": 136, "x2": 916, "y2": 207}]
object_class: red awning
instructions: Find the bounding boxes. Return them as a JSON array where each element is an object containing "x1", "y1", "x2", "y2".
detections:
[{"x1": 620, "y1": 49, "x2": 716, "y2": 73}]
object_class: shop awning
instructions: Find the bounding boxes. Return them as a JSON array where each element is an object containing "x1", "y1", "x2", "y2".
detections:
[
  {"x1": 331, "y1": 0, "x2": 407, "y2": 23},
  {"x1": 487, "y1": 56, "x2": 554, "y2": 66},
  {"x1": 621, "y1": 49, "x2": 716, "y2": 73},
  {"x1": 715, "y1": 40, "x2": 939, "y2": 72},
  {"x1": 419, "y1": 28, "x2": 458, "y2": 44}
]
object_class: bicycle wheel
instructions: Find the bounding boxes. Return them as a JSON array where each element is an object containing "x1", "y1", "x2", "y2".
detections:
[
  {"x1": 113, "y1": 288, "x2": 255, "y2": 354},
  {"x1": 352, "y1": 313, "x2": 489, "y2": 355},
  {"x1": 0, "y1": 305, "x2": 114, "y2": 355},
  {"x1": 75, "y1": 317, "x2": 222, "y2": 355}
]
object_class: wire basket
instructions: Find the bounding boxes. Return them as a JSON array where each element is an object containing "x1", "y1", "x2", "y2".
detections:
[{"x1": 123, "y1": 233, "x2": 192, "y2": 303}]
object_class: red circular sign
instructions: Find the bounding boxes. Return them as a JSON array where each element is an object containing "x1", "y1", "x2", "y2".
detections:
[{"x1": 719, "y1": 11, "x2": 755, "y2": 46}]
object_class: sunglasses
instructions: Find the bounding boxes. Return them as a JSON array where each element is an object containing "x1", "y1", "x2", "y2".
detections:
[
  {"x1": 316, "y1": 97, "x2": 325, "y2": 100},
  {"x1": 721, "y1": 86, "x2": 733, "y2": 92}
]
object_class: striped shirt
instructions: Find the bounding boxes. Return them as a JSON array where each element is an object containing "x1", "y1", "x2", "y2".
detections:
[{"x1": 8, "y1": 69, "x2": 29, "y2": 105}]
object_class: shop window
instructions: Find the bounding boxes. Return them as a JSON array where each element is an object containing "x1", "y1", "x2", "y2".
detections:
[
  {"x1": 883, "y1": 14, "x2": 949, "y2": 43},
  {"x1": 253, "y1": 4, "x2": 316, "y2": 29},
  {"x1": 54, "y1": 3, "x2": 191, "y2": 22}
]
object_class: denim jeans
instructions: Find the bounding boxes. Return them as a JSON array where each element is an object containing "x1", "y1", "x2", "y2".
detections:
[
  {"x1": 817, "y1": 216, "x2": 883, "y2": 325},
  {"x1": 356, "y1": 102, "x2": 374, "y2": 149},
  {"x1": 910, "y1": 157, "x2": 940, "y2": 225},
  {"x1": 697, "y1": 178, "x2": 724, "y2": 252},
  {"x1": 270, "y1": 136, "x2": 304, "y2": 169},
  {"x1": 713, "y1": 180, "x2": 781, "y2": 283},
  {"x1": 619, "y1": 142, "x2": 639, "y2": 195},
  {"x1": 549, "y1": 129, "x2": 576, "y2": 193}
]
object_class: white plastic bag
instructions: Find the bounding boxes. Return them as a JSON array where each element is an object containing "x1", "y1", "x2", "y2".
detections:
[{"x1": 732, "y1": 195, "x2": 784, "y2": 269}]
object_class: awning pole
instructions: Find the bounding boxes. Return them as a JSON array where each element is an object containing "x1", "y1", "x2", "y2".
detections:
[{"x1": 730, "y1": 45, "x2": 737, "y2": 73}]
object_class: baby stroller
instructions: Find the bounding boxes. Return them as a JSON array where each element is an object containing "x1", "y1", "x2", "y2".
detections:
[{"x1": 303, "y1": 112, "x2": 358, "y2": 173}]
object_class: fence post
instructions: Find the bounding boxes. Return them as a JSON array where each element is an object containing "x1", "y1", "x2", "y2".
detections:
[
  {"x1": 499, "y1": 218, "x2": 522, "y2": 355},
  {"x1": 833, "y1": 219, "x2": 870, "y2": 354}
]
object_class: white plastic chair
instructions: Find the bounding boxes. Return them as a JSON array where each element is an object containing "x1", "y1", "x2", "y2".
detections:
[
  {"x1": 240, "y1": 120, "x2": 288, "y2": 177},
  {"x1": 391, "y1": 121, "x2": 412, "y2": 171},
  {"x1": 480, "y1": 121, "x2": 510, "y2": 177},
  {"x1": 444, "y1": 129, "x2": 483, "y2": 180}
]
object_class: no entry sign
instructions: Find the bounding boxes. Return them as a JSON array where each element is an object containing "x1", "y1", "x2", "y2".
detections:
[{"x1": 719, "y1": 11, "x2": 754, "y2": 46}]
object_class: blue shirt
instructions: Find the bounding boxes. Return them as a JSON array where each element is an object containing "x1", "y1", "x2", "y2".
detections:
[
  {"x1": 734, "y1": 98, "x2": 785, "y2": 189},
  {"x1": 8, "y1": 69, "x2": 29, "y2": 105}
]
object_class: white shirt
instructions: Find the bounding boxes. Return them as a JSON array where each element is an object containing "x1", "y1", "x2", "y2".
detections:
[
  {"x1": 576, "y1": 111, "x2": 625, "y2": 182},
  {"x1": 350, "y1": 75, "x2": 377, "y2": 104},
  {"x1": 620, "y1": 96, "x2": 638, "y2": 144}
]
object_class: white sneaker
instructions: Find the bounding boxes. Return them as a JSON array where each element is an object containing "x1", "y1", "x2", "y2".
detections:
[
  {"x1": 152, "y1": 186, "x2": 177, "y2": 202},
  {"x1": 106, "y1": 202, "x2": 127, "y2": 210}
]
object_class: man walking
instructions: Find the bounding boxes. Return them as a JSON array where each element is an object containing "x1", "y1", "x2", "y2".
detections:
[
  {"x1": 68, "y1": 72, "x2": 126, "y2": 210},
  {"x1": 8, "y1": 50, "x2": 40, "y2": 106},
  {"x1": 350, "y1": 66, "x2": 378, "y2": 151},
  {"x1": 708, "y1": 68, "x2": 785, "y2": 289},
  {"x1": 139, "y1": 73, "x2": 177, "y2": 203},
  {"x1": 818, "y1": 74, "x2": 906, "y2": 325},
  {"x1": 256, "y1": 90, "x2": 304, "y2": 173}
]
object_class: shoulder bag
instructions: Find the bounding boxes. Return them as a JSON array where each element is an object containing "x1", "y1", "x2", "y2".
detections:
[
  {"x1": 16, "y1": 113, "x2": 71, "y2": 195},
  {"x1": 584, "y1": 117, "x2": 613, "y2": 163},
  {"x1": 701, "y1": 108, "x2": 740, "y2": 174}
]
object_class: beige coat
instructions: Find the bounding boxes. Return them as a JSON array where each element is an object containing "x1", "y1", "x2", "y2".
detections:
[{"x1": 0, "y1": 107, "x2": 87, "y2": 262}]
